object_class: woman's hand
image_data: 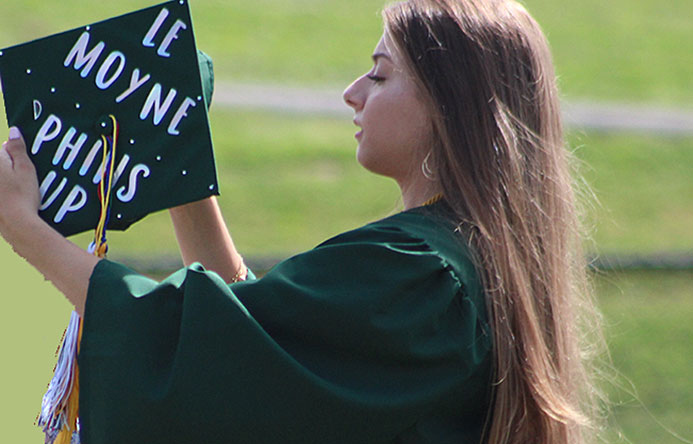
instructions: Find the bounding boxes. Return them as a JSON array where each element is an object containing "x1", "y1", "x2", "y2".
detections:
[
  {"x1": 0, "y1": 126, "x2": 98, "y2": 315},
  {"x1": 0, "y1": 127, "x2": 40, "y2": 242}
]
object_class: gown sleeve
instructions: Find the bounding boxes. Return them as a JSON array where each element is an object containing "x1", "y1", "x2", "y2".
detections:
[{"x1": 78, "y1": 219, "x2": 492, "y2": 444}]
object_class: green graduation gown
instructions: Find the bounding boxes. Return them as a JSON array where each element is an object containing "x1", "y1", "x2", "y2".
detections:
[{"x1": 78, "y1": 202, "x2": 493, "y2": 443}]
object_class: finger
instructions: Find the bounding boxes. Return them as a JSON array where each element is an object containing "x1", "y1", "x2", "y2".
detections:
[
  {"x1": 8, "y1": 126, "x2": 22, "y2": 141},
  {"x1": 0, "y1": 149, "x2": 14, "y2": 179},
  {"x1": 0, "y1": 142, "x2": 11, "y2": 164},
  {"x1": 4, "y1": 127, "x2": 33, "y2": 170}
]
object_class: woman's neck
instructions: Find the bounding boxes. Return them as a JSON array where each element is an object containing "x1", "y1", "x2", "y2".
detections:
[{"x1": 399, "y1": 176, "x2": 442, "y2": 210}]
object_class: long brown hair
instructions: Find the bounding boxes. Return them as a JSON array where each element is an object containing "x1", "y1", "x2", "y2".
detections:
[{"x1": 384, "y1": 1, "x2": 605, "y2": 442}]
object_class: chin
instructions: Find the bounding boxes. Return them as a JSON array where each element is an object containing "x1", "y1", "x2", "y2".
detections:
[
  {"x1": 355, "y1": 145, "x2": 376, "y2": 173},
  {"x1": 356, "y1": 148, "x2": 391, "y2": 179}
]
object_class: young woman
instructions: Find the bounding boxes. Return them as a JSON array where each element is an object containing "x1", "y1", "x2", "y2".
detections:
[{"x1": 0, "y1": 0, "x2": 604, "y2": 442}]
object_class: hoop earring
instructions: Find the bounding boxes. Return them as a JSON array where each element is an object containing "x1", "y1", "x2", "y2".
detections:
[{"x1": 421, "y1": 151, "x2": 435, "y2": 181}]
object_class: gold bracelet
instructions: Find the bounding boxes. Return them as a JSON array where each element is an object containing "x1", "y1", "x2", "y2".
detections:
[{"x1": 229, "y1": 261, "x2": 247, "y2": 283}]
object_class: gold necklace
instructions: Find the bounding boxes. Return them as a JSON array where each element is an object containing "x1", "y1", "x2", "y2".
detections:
[{"x1": 422, "y1": 193, "x2": 444, "y2": 206}]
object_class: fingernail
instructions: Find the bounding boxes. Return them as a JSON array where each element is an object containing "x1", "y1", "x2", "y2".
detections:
[{"x1": 8, "y1": 127, "x2": 21, "y2": 140}]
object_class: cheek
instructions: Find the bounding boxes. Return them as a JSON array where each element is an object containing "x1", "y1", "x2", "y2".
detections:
[{"x1": 356, "y1": 84, "x2": 432, "y2": 178}]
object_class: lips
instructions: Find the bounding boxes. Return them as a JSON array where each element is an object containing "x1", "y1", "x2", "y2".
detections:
[{"x1": 353, "y1": 118, "x2": 362, "y2": 140}]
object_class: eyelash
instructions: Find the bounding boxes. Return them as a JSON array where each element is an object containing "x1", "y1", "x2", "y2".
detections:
[{"x1": 367, "y1": 74, "x2": 385, "y2": 83}]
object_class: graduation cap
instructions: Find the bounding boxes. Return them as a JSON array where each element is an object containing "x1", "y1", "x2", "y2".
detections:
[{"x1": 0, "y1": 0, "x2": 218, "y2": 238}]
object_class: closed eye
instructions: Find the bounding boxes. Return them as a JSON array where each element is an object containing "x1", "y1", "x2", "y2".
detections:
[{"x1": 367, "y1": 74, "x2": 385, "y2": 83}]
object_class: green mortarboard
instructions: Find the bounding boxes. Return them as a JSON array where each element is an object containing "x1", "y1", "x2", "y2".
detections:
[{"x1": 0, "y1": 0, "x2": 218, "y2": 237}]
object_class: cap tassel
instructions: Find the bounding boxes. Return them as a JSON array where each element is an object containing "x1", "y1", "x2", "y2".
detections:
[
  {"x1": 38, "y1": 311, "x2": 82, "y2": 444},
  {"x1": 39, "y1": 116, "x2": 119, "y2": 444}
]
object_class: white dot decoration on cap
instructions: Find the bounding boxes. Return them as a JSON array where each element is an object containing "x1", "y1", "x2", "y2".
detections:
[
  {"x1": 26, "y1": 68, "x2": 32, "y2": 74},
  {"x1": 117, "y1": 214, "x2": 122, "y2": 220},
  {"x1": 130, "y1": 139, "x2": 135, "y2": 145},
  {"x1": 75, "y1": 103, "x2": 81, "y2": 109},
  {"x1": 50, "y1": 87, "x2": 56, "y2": 93},
  {"x1": 179, "y1": 0, "x2": 185, "y2": 4},
  {"x1": 0, "y1": 51, "x2": 4, "y2": 56},
  {"x1": 101, "y1": 122, "x2": 107, "y2": 128},
  {"x1": 209, "y1": 184, "x2": 215, "y2": 190},
  {"x1": 156, "y1": 155, "x2": 162, "y2": 161},
  {"x1": 86, "y1": 26, "x2": 91, "y2": 31},
  {"x1": 197, "y1": 96, "x2": 202, "y2": 101},
  {"x1": 182, "y1": 170, "x2": 188, "y2": 176}
]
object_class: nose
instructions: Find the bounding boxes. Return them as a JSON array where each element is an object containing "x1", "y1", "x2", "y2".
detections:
[{"x1": 343, "y1": 75, "x2": 365, "y2": 111}]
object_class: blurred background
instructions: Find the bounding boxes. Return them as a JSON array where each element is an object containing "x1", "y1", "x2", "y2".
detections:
[{"x1": 0, "y1": 0, "x2": 691, "y2": 441}]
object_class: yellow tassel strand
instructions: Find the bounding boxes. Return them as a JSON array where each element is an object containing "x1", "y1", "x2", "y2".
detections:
[{"x1": 92, "y1": 115, "x2": 119, "y2": 257}]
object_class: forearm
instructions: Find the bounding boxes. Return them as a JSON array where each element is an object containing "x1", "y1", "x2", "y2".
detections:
[
  {"x1": 0, "y1": 129, "x2": 98, "y2": 315},
  {"x1": 4, "y1": 216, "x2": 99, "y2": 316},
  {"x1": 169, "y1": 196, "x2": 244, "y2": 282}
]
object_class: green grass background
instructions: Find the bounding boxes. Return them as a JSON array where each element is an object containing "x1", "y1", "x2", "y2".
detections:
[
  {"x1": 1, "y1": 0, "x2": 691, "y2": 442},
  {"x1": 1, "y1": 0, "x2": 692, "y2": 104}
]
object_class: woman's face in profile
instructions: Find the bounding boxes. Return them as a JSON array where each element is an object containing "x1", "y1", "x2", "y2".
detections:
[{"x1": 343, "y1": 33, "x2": 431, "y2": 184}]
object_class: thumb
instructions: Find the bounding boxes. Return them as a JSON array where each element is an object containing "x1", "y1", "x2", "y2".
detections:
[{"x1": 4, "y1": 127, "x2": 32, "y2": 170}]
